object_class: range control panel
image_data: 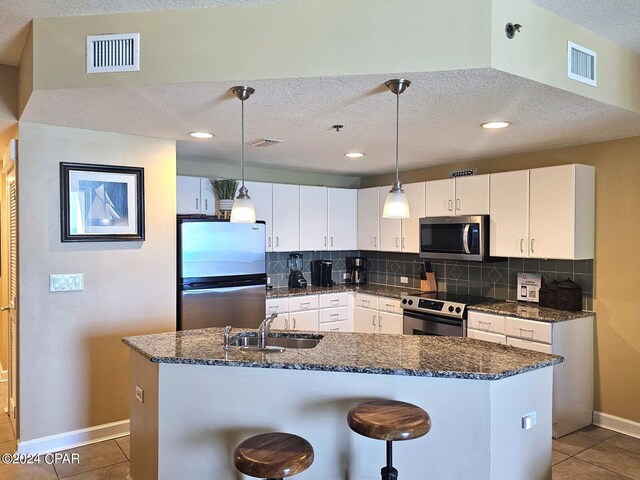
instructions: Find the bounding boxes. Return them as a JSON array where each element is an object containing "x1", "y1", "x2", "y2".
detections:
[{"x1": 401, "y1": 295, "x2": 466, "y2": 319}]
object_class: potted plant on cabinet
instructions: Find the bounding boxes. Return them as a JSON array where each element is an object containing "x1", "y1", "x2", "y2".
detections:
[{"x1": 210, "y1": 178, "x2": 238, "y2": 214}]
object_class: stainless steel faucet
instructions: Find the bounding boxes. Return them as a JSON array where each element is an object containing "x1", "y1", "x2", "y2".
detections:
[
  {"x1": 258, "y1": 313, "x2": 278, "y2": 349},
  {"x1": 223, "y1": 325, "x2": 241, "y2": 351}
]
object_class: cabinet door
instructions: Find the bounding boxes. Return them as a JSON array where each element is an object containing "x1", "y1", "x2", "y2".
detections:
[
  {"x1": 467, "y1": 329, "x2": 507, "y2": 345},
  {"x1": 378, "y1": 187, "x2": 402, "y2": 252},
  {"x1": 489, "y1": 170, "x2": 529, "y2": 257},
  {"x1": 401, "y1": 182, "x2": 425, "y2": 253},
  {"x1": 177, "y1": 176, "x2": 202, "y2": 214},
  {"x1": 272, "y1": 183, "x2": 300, "y2": 252},
  {"x1": 200, "y1": 178, "x2": 216, "y2": 215},
  {"x1": 271, "y1": 313, "x2": 290, "y2": 330},
  {"x1": 244, "y1": 181, "x2": 273, "y2": 251},
  {"x1": 424, "y1": 178, "x2": 455, "y2": 216},
  {"x1": 300, "y1": 186, "x2": 328, "y2": 251},
  {"x1": 357, "y1": 187, "x2": 379, "y2": 250},
  {"x1": 290, "y1": 310, "x2": 319, "y2": 331},
  {"x1": 353, "y1": 307, "x2": 378, "y2": 334},
  {"x1": 455, "y1": 174, "x2": 489, "y2": 215},
  {"x1": 378, "y1": 311, "x2": 403, "y2": 334},
  {"x1": 328, "y1": 188, "x2": 357, "y2": 250}
]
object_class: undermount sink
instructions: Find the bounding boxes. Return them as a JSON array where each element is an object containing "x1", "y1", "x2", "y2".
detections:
[{"x1": 231, "y1": 334, "x2": 322, "y2": 351}]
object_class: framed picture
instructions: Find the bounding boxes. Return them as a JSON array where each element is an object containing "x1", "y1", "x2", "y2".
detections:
[{"x1": 60, "y1": 162, "x2": 145, "y2": 242}]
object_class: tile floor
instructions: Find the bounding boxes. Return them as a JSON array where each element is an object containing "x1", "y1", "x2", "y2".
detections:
[{"x1": 0, "y1": 377, "x2": 637, "y2": 479}]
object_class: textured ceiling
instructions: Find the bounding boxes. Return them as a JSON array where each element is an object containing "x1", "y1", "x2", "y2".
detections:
[
  {"x1": 22, "y1": 68, "x2": 640, "y2": 176},
  {"x1": 0, "y1": 0, "x2": 282, "y2": 66},
  {"x1": 527, "y1": 0, "x2": 640, "y2": 53}
]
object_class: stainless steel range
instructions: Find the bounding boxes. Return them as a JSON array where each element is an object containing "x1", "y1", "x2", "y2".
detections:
[{"x1": 401, "y1": 292, "x2": 493, "y2": 336}]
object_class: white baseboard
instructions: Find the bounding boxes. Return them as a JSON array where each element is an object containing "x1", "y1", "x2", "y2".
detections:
[
  {"x1": 17, "y1": 419, "x2": 130, "y2": 455},
  {"x1": 593, "y1": 411, "x2": 640, "y2": 439}
]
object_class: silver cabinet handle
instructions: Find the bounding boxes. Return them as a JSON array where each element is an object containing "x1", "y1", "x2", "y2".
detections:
[
  {"x1": 196, "y1": 198, "x2": 199, "y2": 210},
  {"x1": 292, "y1": 317, "x2": 297, "y2": 329},
  {"x1": 300, "y1": 302, "x2": 310, "y2": 310},
  {"x1": 330, "y1": 299, "x2": 339, "y2": 305},
  {"x1": 395, "y1": 237, "x2": 399, "y2": 248},
  {"x1": 385, "y1": 303, "x2": 394, "y2": 310},
  {"x1": 330, "y1": 327, "x2": 340, "y2": 331},
  {"x1": 448, "y1": 200, "x2": 453, "y2": 211},
  {"x1": 456, "y1": 199, "x2": 461, "y2": 211},
  {"x1": 362, "y1": 300, "x2": 370, "y2": 306},
  {"x1": 401, "y1": 237, "x2": 405, "y2": 249},
  {"x1": 330, "y1": 236, "x2": 334, "y2": 247},
  {"x1": 0, "y1": 306, "x2": 10, "y2": 311},
  {"x1": 204, "y1": 199, "x2": 208, "y2": 211},
  {"x1": 520, "y1": 239, "x2": 525, "y2": 253},
  {"x1": 285, "y1": 317, "x2": 290, "y2": 330},
  {"x1": 268, "y1": 237, "x2": 272, "y2": 248},
  {"x1": 268, "y1": 305, "x2": 278, "y2": 312},
  {"x1": 373, "y1": 236, "x2": 378, "y2": 247},
  {"x1": 276, "y1": 237, "x2": 280, "y2": 247},
  {"x1": 330, "y1": 313, "x2": 340, "y2": 318},
  {"x1": 379, "y1": 316, "x2": 383, "y2": 327},
  {"x1": 520, "y1": 328, "x2": 534, "y2": 339},
  {"x1": 530, "y1": 239, "x2": 536, "y2": 253},
  {"x1": 324, "y1": 236, "x2": 327, "y2": 247},
  {"x1": 478, "y1": 320, "x2": 491, "y2": 330},
  {"x1": 372, "y1": 315, "x2": 376, "y2": 326}
]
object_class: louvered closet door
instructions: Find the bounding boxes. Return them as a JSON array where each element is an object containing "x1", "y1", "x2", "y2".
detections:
[{"x1": 8, "y1": 174, "x2": 17, "y2": 432}]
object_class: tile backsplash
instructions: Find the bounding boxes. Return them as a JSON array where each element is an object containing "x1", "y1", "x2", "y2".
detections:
[{"x1": 269, "y1": 250, "x2": 595, "y2": 311}]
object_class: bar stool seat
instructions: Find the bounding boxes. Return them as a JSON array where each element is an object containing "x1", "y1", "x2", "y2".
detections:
[{"x1": 234, "y1": 432, "x2": 314, "y2": 479}]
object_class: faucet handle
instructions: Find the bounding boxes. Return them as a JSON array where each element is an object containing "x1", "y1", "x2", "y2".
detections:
[{"x1": 223, "y1": 325, "x2": 233, "y2": 350}]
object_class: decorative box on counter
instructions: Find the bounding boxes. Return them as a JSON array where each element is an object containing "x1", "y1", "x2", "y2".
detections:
[{"x1": 539, "y1": 278, "x2": 582, "y2": 311}]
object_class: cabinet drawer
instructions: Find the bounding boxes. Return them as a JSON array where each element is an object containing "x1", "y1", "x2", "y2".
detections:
[
  {"x1": 319, "y1": 307, "x2": 349, "y2": 324},
  {"x1": 468, "y1": 311, "x2": 506, "y2": 334},
  {"x1": 289, "y1": 295, "x2": 319, "y2": 312},
  {"x1": 319, "y1": 321, "x2": 349, "y2": 332},
  {"x1": 507, "y1": 337, "x2": 553, "y2": 354},
  {"x1": 378, "y1": 297, "x2": 402, "y2": 314},
  {"x1": 319, "y1": 292, "x2": 349, "y2": 309},
  {"x1": 506, "y1": 317, "x2": 552, "y2": 344},
  {"x1": 266, "y1": 298, "x2": 290, "y2": 315},
  {"x1": 355, "y1": 293, "x2": 378, "y2": 310},
  {"x1": 467, "y1": 329, "x2": 507, "y2": 345}
]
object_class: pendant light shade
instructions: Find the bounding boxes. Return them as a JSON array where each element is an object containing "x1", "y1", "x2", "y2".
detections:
[
  {"x1": 230, "y1": 86, "x2": 256, "y2": 223},
  {"x1": 383, "y1": 79, "x2": 410, "y2": 219}
]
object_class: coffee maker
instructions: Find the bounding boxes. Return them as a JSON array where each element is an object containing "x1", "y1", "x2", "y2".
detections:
[
  {"x1": 346, "y1": 256, "x2": 367, "y2": 285},
  {"x1": 311, "y1": 260, "x2": 333, "y2": 287},
  {"x1": 288, "y1": 253, "x2": 307, "y2": 289}
]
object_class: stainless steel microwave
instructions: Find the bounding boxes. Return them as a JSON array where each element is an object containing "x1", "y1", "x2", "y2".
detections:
[{"x1": 419, "y1": 215, "x2": 490, "y2": 261}]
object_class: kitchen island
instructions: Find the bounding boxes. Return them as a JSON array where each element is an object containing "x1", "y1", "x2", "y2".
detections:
[{"x1": 123, "y1": 328, "x2": 562, "y2": 480}]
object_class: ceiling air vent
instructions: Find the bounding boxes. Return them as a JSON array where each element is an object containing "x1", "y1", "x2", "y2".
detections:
[
  {"x1": 568, "y1": 41, "x2": 596, "y2": 86},
  {"x1": 86, "y1": 33, "x2": 140, "y2": 73},
  {"x1": 246, "y1": 138, "x2": 283, "y2": 147}
]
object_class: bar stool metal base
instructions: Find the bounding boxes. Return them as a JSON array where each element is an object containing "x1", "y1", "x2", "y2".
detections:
[{"x1": 381, "y1": 440, "x2": 398, "y2": 480}]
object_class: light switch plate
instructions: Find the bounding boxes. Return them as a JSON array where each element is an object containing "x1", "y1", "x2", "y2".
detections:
[
  {"x1": 400, "y1": 276, "x2": 409, "y2": 284},
  {"x1": 49, "y1": 274, "x2": 84, "y2": 292},
  {"x1": 522, "y1": 412, "x2": 537, "y2": 430},
  {"x1": 135, "y1": 385, "x2": 144, "y2": 403}
]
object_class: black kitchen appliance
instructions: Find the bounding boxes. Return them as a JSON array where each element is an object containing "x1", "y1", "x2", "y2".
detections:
[
  {"x1": 288, "y1": 253, "x2": 307, "y2": 289},
  {"x1": 401, "y1": 292, "x2": 493, "y2": 336},
  {"x1": 311, "y1": 260, "x2": 333, "y2": 287},
  {"x1": 346, "y1": 256, "x2": 367, "y2": 285}
]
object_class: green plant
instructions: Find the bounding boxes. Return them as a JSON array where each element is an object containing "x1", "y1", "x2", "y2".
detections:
[{"x1": 210, "y1": 178, "x2": 238, "y2": 200}]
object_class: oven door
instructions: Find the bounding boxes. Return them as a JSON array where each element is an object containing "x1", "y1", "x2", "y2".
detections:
[
  {"x1": 403, "y1": 309, "x2": 466, "y2": 337},
  {"x1": 419, "y1": 215, "x2": 487, "y2": 261}
]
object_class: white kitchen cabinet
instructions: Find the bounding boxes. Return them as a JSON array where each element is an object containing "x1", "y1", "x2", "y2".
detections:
[
  {"x1": 266, "y1": 297, "x2": 289, "y2": 316},
  {"x1": 378, "y1": 187, "x2": 402, "y2": 252},
  {"x1": 424, "y1": 176, "x2": 489, "y2": 217},
  {"x1": 378, "y1": 311, "x2": 403, "y2": 334},
  {"x1": 489, "y1": 170, "x2": 530, "y2": 258},
  {"x1": 467, "y1": 310, "x2": 594, "y2": 438},
  {"x1": 200, "y1": 178, "x2": 216, "y2": 215},
  {"x1": 290, "y1": 310, "x2": 319, "y2": 331},
  {"x1": 357, "y1": 187, "x2": 379, "y2": 250},
  {"x1": 177, "y1": 176, "x2": 203, "y2": 214},
  {"x1": 300, "y1": 186, "x2": 328, "y2": 251},
  {"x1": 243, "y1": 181, "x2": 274, "y2": 251},
  {"x1": 328, "y1": 188, "x2": 357, "y2": 250},
  {"x1": 319, "y1": 321, "x2": 349, "y2": 332},
  {"x1": 272, "y1": 183, "x2": 300, "y2": 252},
  {"x1": 529, "y1": 164, "x2": 595, "y2": 259},
  {"x1": 289, "y1": 295, "x2": 319, "y2": 312},
  {"x1": 320, "y1": 307, "x2": 349, "y2": 325},
  {"x1": 353, "y1": 306, "x2": 378, "y2": 334},
  {"x1": 490, "y1": 164, "x2": 595, "y2": 259},
  {"x1": 402, "y1": 182, "x2": 425, "y2": 253},
  {"x1": 270, "y1": 313, "x2": 290, "y2": 330}
]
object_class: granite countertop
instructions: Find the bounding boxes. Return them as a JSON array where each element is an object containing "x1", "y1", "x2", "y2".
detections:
[
  {"x1": 267, "y1": 284, "x2": 421, "y2": 299},
  {"x1": 468, "y1": 302, "x2": 594, "y2": 323},
  {"x1": 123, "y1": 328, "x2": 562, "y2": 381}
]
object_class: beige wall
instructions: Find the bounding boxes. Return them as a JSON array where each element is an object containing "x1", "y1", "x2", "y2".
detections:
[
  {"x1": 17, "y1": 25, "x2": 33, "y2": 118},
  {"x1": 178, "y1": 156, "x2": 361, "y2": 188},
  {"x1": 17, "y1": 123, "x2": 176, "y2": 441},
  {"x1": 0, "y1": 64, "x2": 18, "y2": 147},
  {"x1": 363, "y1": 136, "x2": 640, "y2": 423}
]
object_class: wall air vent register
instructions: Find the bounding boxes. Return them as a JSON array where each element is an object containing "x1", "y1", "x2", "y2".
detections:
[
  {"x1": 568, "y1": 41, "x2": 596, "y2": 87},
  {"x1": 86, "y1": 33, "x2": 140, "y2": 73}
]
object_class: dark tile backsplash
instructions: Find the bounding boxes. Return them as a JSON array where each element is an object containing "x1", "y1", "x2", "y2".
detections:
[{"x1": 268, "y1": 250, "x2": 595, "y2": 311}]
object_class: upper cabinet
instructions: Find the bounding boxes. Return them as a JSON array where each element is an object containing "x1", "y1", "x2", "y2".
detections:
[
  {"x1": 177, "y1": 176, "x2": 215, "y2": 215},
  {"x1": 300, "y1": 186, "x2": 328, "y2": 251},
  {"x1": 378, "y1": 186, "x2": 402, "y2": 252},
  {"x1": 491, "y1": 164, "x2": 595, "y2": 259},
  {"x1": 243, "y1": 181, "x2": 273, "y2": 251},
  {"x1": 357, "y1": 187, "x2": 380, "y2": 250},
  {"x1": 328, "y1": 188, "x2": 357, "y2": 251},
  {"x1": 402, "y1": 182, "x2": 425, "y2": 253},
  {"x1": 272, "y1": 183, "x2": 300, "y2": 252},
  {"x1": 424, "y1": 175, "x2": 489, "y2": 217}
]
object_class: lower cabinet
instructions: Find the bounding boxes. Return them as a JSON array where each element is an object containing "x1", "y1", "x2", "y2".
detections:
[
  {"x1": 354, "y1": 306, "x2": 378, "y2": 334},
  {"x1": 467, "y1": 310, "x2": 594, "y2": 438},
  {"x1": 290, "y1": 309, "x2": 319, "y2": 331},
  {"x1": 378, "y1": 311, "x2": 403, "y2": 335},
  {"x1": 353, "y1": 294, "x2": 403, "y2": 334}
]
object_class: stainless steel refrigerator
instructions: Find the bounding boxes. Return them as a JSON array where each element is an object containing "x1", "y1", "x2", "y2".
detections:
[{"x1": 177, "y1": 217, "x2": 266, "y2": 330}]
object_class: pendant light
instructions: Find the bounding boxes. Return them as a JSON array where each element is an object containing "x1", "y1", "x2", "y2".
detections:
[
  {"x1": 230, "y1": 86, "x2": 256, "y2": 223},
  {"x1": 382, "y1": 79, "x2": 411, "y2": 219}
]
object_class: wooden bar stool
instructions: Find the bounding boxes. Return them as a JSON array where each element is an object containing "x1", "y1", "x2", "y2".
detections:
[
  {"x1": 348, "y1": 400, "x2": 431, "y2": 480},
  {"x1": 234, "y1": 432, "x2": 314, "y2": 480}
]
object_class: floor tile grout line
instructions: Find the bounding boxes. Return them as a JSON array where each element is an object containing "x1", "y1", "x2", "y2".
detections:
[
  {"x1": 57, "y1": 459, "x2": 130, "y2": 479},
  {"x1": 567, "y1": 456, "x2": 636, "y2": 479},
  {"x1": 114, "y1": 437, "x2": 129, "y2": 461}
]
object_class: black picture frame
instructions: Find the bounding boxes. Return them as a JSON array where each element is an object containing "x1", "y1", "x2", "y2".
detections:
[{"x1": 60, "y1": 162, "x2": 145, "y2": 242}]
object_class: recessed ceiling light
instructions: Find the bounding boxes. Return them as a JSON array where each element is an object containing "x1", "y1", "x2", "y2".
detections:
[
  {"x1": 481, "y1": 121, "x2": 511, "y2": 129},
  {"x1": 345, "y1": 152, "x2": 365, "y2": 158},
  {"x1": 189, "y1": 132, "x2": 214, "y2": 139}
]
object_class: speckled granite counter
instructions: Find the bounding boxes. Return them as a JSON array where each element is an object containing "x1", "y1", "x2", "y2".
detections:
[
  {"x1": 267, "y1": 283, "x2": 420, "y2": 299},
  {"x1": 468, "y1": 301, "x2": 594, "y2": 323},
  {"x1": 123, "y1": 327, "x2": 562, "y2": 381}
]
